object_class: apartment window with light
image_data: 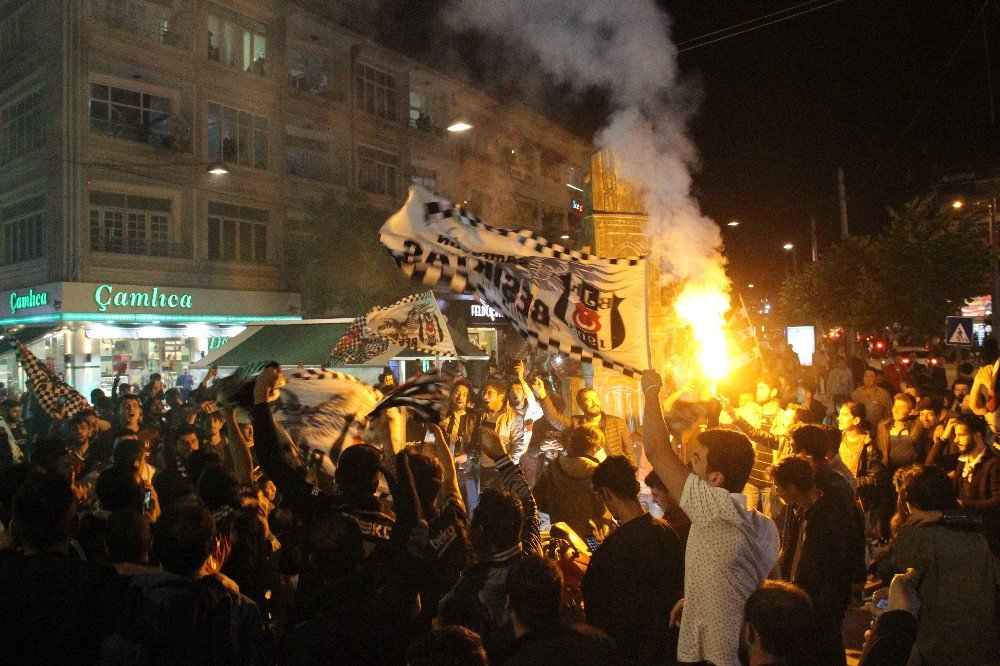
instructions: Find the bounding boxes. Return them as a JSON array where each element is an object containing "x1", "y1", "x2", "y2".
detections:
[
  {"x1": 207, "y1": 103, "x2": 267, "y2": 169},
  {"x1": 1, "y1": 194, "x2": 44, "y2": 266},
  {"x1": 89, "y1": 191, "x2": 172, "y2": 257},
  {"x1": 89, "y1": 83, "x2": 174, "y2": 147},
  {"x1": 409, "y1": 91, "x2": 437, "y2": 131},
  {"x1": 207, "y1": 12, "x2": 266, "y2": 75},
  {"x1": 354, "y1": 63, "x2": 396, "y2": 120},
  {"x1": 207, "y1": 201, "x2": 267, "y2": 263},
  {"x1": 0, "y1": 89, "x2": 45, "y2": 165},
  {"x1": 356, "y1": 146, "x2": 398, "y2": 197},
  {"x1": 288, "y1": 47, "x2": 346, "y2": 101}
]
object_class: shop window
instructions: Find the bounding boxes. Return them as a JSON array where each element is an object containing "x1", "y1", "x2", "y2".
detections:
[
  {"x1": 207, "y1": 201, "x2": 267, "y2": 264},
  {"x1": 354, "y1": 63, "x2": 396, "y2": 120},
  {"x1": 207, "y1": 103, "x2": 267, "y2": 169},
  {"x1": 90, "y1": 0, "x2": 178, "y2": 46},
  {"x1": 356, "y1": 145, "x2": 398, "y2": 197},
  {"x1": 89, "y1": 82, "x2": 176, "y2": 149},
  {"x1": 285, "y1": 134, "x2": 331, "y2": 182},
  {"x1": 1, "y1": 193, "x2": 44, "y2": 266},
  {"x1": 0, "y1": 88, "x2": 45, "y2": 165},
  {"x1": 207, "y1": 11, "x2": 266, "y2": 75},
  {"x1": 89, "y1": 191, "x2": 173, "y2": 257}
]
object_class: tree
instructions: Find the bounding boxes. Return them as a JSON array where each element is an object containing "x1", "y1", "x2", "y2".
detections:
[
  {"x1": 289, "y1": 191, "x2": 421, "y2": 317},
  {"x1": 777, "y1": 197, "x2": 988, "y2": 337}
]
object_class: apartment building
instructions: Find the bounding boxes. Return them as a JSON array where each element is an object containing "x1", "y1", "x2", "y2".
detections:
[{"x1": 0, "y1": 0, "x2": 591, "y2": 394}]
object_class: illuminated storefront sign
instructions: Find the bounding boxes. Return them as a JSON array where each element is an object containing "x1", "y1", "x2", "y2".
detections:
[
  {"x1": 9, "y1": 289, "x2": 48, "y2": 314},
  {"x1": 94, "y1": 284, "x2": 193, "y2": 312}
]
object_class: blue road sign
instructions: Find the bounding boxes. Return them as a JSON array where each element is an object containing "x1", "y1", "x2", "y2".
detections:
[{"x1": 946, "y1": 316, "x2": 973, "y2": 346}]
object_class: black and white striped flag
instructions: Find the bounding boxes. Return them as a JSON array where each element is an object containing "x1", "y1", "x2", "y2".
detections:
[{"x1": 379, "y1": 187, "x2": 650, "y2": 378}]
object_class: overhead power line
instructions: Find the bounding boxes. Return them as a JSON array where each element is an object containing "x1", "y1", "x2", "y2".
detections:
[{"x1": 677, "y1": 0, "x2": 844, "y2": 53}]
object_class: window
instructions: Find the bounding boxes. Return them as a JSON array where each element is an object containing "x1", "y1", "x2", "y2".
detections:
[
  {"x1": 288, "y1": 47, "x2": 345, "y2": 101},
  {"x1": 356, "y1": 146, "x2": 398, "y2": 197},
  {"x1": 354, "y1": 64, "x2": 396, "y2": 120},
  {"x1": 286, "y1": 135, "x2": 331, "y2": 182},
  {"x1": 0, "y1": 89, "x2": 45, "y2": 165},
  {"x1": 207, "y1": 103, "x2": 267, "y2": 169},
  {"x1": 409, "y1": 91, "x2": 436, "y2": 131},
  {"x1": 207, "y1": 201, "x2": 267, "y2": 263},
  {"x1": 1, "y1": 194, "x2": 44, "y2": 266},
  {"x1": 90, "y1": 0, "x2": 177, "y2": 45},
  {"x1": 89, "y1": 191, "x2": 172, "y2": 256},
  {"x1": 89, "y1": 82, "x2": 174, "y2": 148},
  {"x1": 207, "y1": 12, "x2": 266, "y2": 75}
]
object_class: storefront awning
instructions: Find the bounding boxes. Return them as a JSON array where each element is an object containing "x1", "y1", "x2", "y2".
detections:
[
  {"x1": 192, "y1": 321, "x2": 354, "y2": 368},
  {"x1": 0, "y1": 326, "x2": 59, "y2": 356}
]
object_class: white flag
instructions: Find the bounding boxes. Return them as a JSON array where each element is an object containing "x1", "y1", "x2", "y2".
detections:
[
  {"x1": 365, "y1": 291, "x2": 457, "y2": 357},
  {"x1": 380, "y1": 187, "x2": 649, "y2": 377}
]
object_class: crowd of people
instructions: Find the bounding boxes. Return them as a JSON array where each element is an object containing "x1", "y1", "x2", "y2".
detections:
[{"x1": 0, "y1": 340, "x2": 998, "y2": 665}]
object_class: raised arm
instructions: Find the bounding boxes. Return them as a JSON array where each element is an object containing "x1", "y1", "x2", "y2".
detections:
[
  {"x1": 424, "y1": 423, "x2": 464, "y2": 512},
  {"x1": 226, "y1": 408, "x2": 254, "y2": 488},
  {"x1": 641, "y1": 370, "x2": 689, "y2": 502},
  {"x1": 532, "y1": 376, "x2": 572, "y2": 432},
  {"x1": 969, "y1": 365, "x2": 992, "y2": 416}
]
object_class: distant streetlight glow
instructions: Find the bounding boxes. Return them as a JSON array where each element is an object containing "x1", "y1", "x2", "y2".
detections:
[
  {"x1": 783, "y1": 243, "x2": 794, "y2": 250},
  {"x1": 560, "y1": 234, "x2": 570, "y2": 239},
  {"x1": 747, "y1": 283, "x2": 754, "y2": 288},
  {"x1": 447, "y1": 121, "x2": 473, "y2": 132},
  {"x1": 727, "y1": 220, "x2": 740, "y2": 227},
  {"x1": 207, "y1": 160, "x2": 229, "y2": 175},
  {"x1": 566, "y1": 183, "x2": 583, "y2": 192},
  {"x1": 952, "y1": 199, "x2": 964, "y2": 209}
]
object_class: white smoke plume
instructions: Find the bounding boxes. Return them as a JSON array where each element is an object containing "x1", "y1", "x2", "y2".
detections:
[{"x1": 447, "y1": 0, "x2": 731, "y2": 369}]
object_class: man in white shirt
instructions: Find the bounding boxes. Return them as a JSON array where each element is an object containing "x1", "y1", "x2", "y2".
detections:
[{"x1": 642, "y1": 371, "x2": 780, "y2": 666}]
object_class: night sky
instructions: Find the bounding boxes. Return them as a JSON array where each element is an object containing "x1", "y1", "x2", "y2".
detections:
[{"x1": 366, "y1": 1, "x2": 1000, "y2": 297}]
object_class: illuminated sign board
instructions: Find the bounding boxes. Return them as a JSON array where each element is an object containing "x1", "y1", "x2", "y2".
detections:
[
  {"x1": 9, "y1": 289, "x2": 48, "y2": 314},
  {"x1": 94, "y1": 284, "x2": 193, "y2": 312},
  {"x1": 470, "y1": 301, "x2": 506, "y2": 324}
]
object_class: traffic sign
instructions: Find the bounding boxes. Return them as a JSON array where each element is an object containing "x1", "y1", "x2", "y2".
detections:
[{"x1": 946, "y1": 316, "x2": 973, "y2": 346}]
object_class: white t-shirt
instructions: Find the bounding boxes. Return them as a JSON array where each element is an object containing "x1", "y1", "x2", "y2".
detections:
[{"x1": 678, "y1": 473, "x2": 780, "y2": 666}]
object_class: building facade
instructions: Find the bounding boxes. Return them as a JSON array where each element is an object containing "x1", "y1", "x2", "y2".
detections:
[{"x1": 0, "y1": 0, "x2": 591, "y2": 395}]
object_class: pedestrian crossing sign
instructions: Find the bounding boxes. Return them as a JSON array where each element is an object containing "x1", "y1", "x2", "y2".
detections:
[{"x1": 946, "y1": 316, "x2": 973, "y2": 346}]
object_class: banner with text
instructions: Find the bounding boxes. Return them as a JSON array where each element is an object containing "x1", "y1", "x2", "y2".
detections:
[{"x1": 379, "y1": 187, "x2": 649, "y2": 377}]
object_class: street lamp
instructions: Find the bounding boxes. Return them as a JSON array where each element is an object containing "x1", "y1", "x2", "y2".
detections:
[
  {"x1": 782, "y1": 242, "x2": 794, "y2": 250},
  {"x1": 783, "y1": 243, "x2": 798, "y2": 274},
  {"x1": 747, "y1": 283, "x2": 754, "y2": 289},
  {"x1": 447, "y1": 121, "x2": 473, "y2": 132},
  {"x1": 727, "y1": 220, "x2": 740, "y2": 227},
  {"x1": 952, "y1": 199, "x2": 964, "y2": 210},
  {"x1": 207, "y1": 160, "x2": 229, "y2": 175}
]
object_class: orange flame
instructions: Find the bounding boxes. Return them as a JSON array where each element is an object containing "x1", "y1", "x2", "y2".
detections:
[{"x1": 674, "y1": 284, "x2": 731, "y2": 383}]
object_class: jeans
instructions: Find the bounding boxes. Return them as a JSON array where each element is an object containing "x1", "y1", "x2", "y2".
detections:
[{"x1": 744, "y1": 483, "x2": 772, "y2": 517}]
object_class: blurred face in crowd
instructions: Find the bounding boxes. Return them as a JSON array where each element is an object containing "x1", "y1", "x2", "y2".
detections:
[
  {"x1": 508, "y1": 383, "x2": 526, "y2": 410},
  {"x1": 954, "y1": 382, "x2": 970, "y2": 400},
  {"x1": 121, "y1": 397, "x2": 142, "y2": 425},
  {"x1": 838, "y1": 404, "x2": 860, "y2": 432},
  {"x1": 176, "y1": 432, "x2": 199, "y2": 460},
  {"x1": 954, "y1": 423, "x2": 981, "y2": 455},
  {"x1": 240, "y1": 423, "x2": 254, "y2": 443},
  {"x1": 649, "y1": 485, "x2": 679, "y2": 514},
  {"x1": 70, "y1": 420, "x2": 90, "y2": 445},
  {"x1": 5, "y1": 405, "x2": 20, "y2": 423},
  {"x1": 918, "y1": 408, "x2": 939, "y2": 430},
  {"x1": 578, "y1": 390, "x2": 602, "y2": 418},
  {"x1": 754, "y1": 382, "x2": 773, "y2": 405},
  {"x1": 891, "y1": 398, "x2": 911, "y2": 424},
  {"x1": 208, "y1": 414, "x2": 225, "y2": 437},
  {"x1": 482, "y1": 386, "x2": 505, "y2": 413},
  {"x1": 862, "y1": 370, "x2": 877, "y2": 388},
  {"x1": 450, "y1": 384, "x2": 469, "y2": 412}
]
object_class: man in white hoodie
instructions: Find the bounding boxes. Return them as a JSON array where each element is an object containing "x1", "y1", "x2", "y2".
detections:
[{"x1": 642, "y1": 371, "x2": 780, "y2": 666}]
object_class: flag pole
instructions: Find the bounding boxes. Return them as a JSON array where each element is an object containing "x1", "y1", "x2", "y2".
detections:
[{"x1": 645, "y1": 258, "x2": 653, "y2": 371}]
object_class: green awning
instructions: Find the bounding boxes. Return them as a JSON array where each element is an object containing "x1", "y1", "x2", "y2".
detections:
[{"x1": 194, "y1": 322, "x2": 352, "y2": 368}]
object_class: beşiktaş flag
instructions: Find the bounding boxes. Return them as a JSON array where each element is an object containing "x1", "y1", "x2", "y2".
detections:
[
  {"x1": 331, "y1": 291, "x2": 457, "y2": 364},
  {"x1": 15, "y1": 339, "x2": 91, "y2": 418},
  {"x1": 727, "y1": 297, "x2": 762, "y2": 370},
  {"x1": 379, "y1": 187, "x2": 649, "y2": 377}
]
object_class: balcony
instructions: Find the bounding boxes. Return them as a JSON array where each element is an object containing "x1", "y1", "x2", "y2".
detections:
[{"x1": 90, "y1": 114, "x2": 192, "y2": 152}]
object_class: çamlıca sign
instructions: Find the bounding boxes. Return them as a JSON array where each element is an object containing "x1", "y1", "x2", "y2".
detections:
[
  {"x1": 9, "y1": 289, "x2": 49, "y2": 314},
  {"x1": 94, "y1": 284, "x2": 193, "y2": 312}
]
